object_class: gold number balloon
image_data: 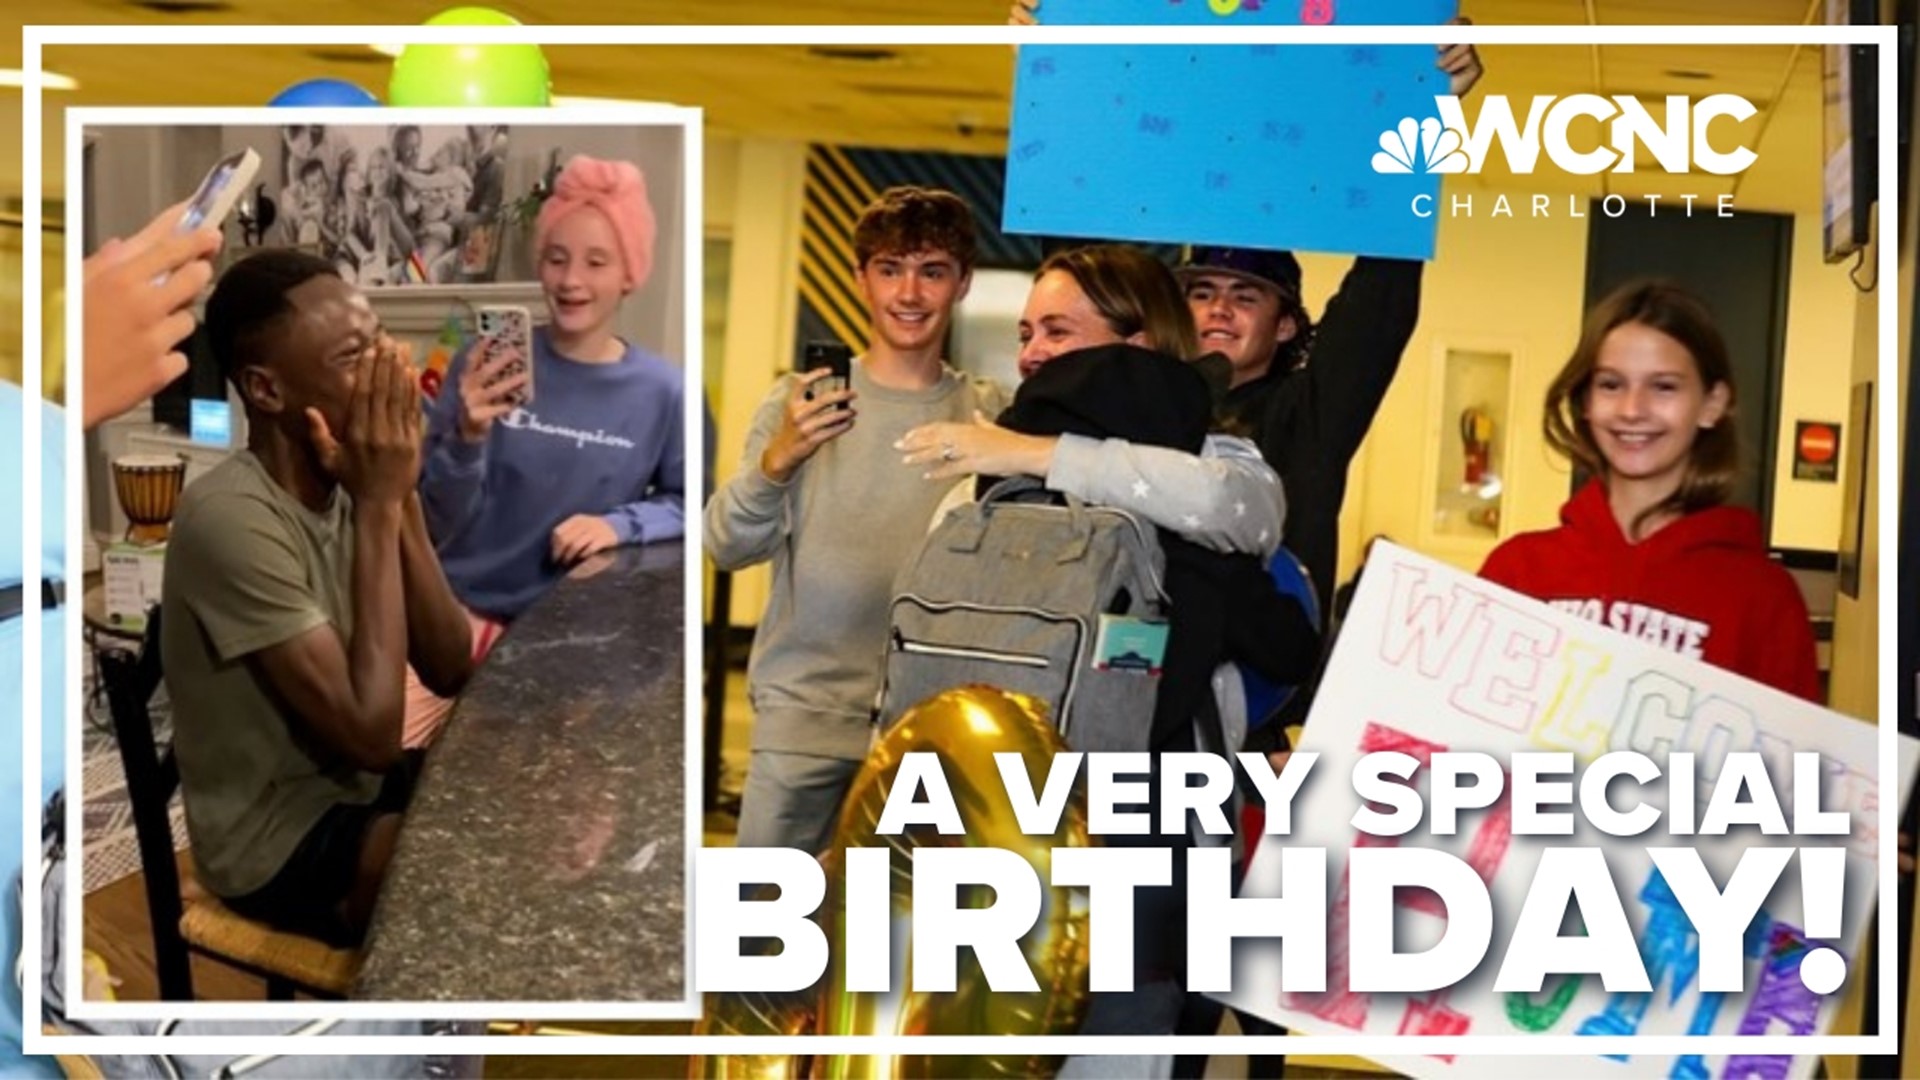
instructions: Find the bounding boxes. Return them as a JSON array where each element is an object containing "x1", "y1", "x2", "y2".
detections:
[
  {"x1": 694, "y1": 686, "x2": 1094, "y2": 1079},
  {"x1": 692, "y1": 983, "x2": 815, "y2": 1080}
]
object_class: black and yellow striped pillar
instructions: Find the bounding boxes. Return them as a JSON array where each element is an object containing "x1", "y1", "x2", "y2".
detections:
[{"x1": 797, "y1": 145, "x2": 878, "y2": 354}]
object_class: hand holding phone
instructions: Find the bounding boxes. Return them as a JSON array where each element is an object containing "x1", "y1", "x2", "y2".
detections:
[
  {"x1": 148, "y1": 148, "x2": 258, "y2": 290},
  {"x1": 477, "y1": 305, "x2": 535, "y2": 408},
  {"x1": 178, "y1": 148, "x2": 260, "y2": 235},
  {"x1": 761, "y1": 342, "x2": 857, "y2": 483},
  {"x1": 80, "y1": 201, "x2": 224, "y2": 429},
  {"x1": 802, "y1": 341, "x2": 853, "y2": 409}
]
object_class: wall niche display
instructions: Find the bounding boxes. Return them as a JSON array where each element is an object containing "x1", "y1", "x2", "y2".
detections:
[{"x1": 1431, "y1": 346, "x2": 1512, "y2": 543}]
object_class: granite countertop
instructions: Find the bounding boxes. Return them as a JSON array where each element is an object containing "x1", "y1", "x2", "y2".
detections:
[{"x1": 354, "y1": 541, "x2": 687, "y2": 1002}]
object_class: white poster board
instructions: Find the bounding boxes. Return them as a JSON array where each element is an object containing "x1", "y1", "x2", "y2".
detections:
[{"x1": 1219, "y1": 543, "x2": 1915, "y2": 1079}]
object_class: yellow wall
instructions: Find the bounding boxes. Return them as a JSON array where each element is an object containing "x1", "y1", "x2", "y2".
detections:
[
  {"x1": 1826, "y1": 227, "x2": 1880, "y2": 723},
  {"x1": 707, "y1": 132, "x2": 741, "y2": 239},
  {"x1": 1819, "y1": 222, "x2": 1877, "y2": 1077},
  {"x1": 710, "y1": 136, "x2": 807, "y2": 625},
  {"x1": 1774, "y1": 217, "x2": 1866, "y2": 551},
  {"x1": 0, "y1": 221, "x2": 64, "y2": 402},
  {"x1": 1814, "y1": 195, "x2": 1888, "y2": 1075},
  {"x1": 1343, "y1": 187, "x2": 1589, "y2": 579}
]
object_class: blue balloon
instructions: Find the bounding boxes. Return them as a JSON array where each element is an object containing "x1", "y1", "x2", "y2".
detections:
[
  {"x1": 1242, "y1": 549, "x2": 1322, "y2": 730},
  {"x1": 269, "y1": 78, "x2": 380, "y2": 107}
]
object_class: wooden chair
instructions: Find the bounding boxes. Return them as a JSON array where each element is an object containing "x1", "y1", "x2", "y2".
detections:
[{"x1": 97, "y1": 608, "x2": 361, "y2": 1000}]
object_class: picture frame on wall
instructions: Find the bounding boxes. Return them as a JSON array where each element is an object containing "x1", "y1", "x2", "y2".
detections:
[
  {"x1": 272, "y1": 123, "x2": 515, "y2": 286},
  {"x1": 1838, "y1": 380, "x2": 1873, "y2": 599}
]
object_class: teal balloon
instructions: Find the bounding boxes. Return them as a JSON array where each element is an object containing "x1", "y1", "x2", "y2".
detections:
[
  {"x1": 388, "y1": 8, "x2": 551, "y2": 107},
  {"x1": 269, "y1": 78, "x2": 379, "y2": 107}
]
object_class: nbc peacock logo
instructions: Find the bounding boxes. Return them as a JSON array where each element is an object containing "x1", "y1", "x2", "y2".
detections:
[{"x1": 1371, "y1": 116, "x2": 1469, "y2": 175}]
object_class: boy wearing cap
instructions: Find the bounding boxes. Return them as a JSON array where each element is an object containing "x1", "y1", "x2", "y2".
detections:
[
  {"x1": 1174, "y1": 33, "x2": 1484, "y2": 616},
  {"x1": 1177, "y1": 248, "x2": 1420, "y2": 618},
  {"x1": 415, "y1": 154, "x2": 687, "y2": 745},
  {"x1": 1167, "y1": 30, "x2": 1485, "y2": 1060}
]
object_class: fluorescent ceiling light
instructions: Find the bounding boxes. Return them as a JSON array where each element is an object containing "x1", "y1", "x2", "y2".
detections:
[{"x1": 0, "y1": 69, "x2": 79, "y2": 91}]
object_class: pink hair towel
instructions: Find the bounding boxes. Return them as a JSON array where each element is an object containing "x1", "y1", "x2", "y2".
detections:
[{"x1": 534, "y1": 155, "x2": 656, "y2": 291}]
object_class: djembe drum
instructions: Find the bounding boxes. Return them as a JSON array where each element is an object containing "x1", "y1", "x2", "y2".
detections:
[{"x1": 112, "y1": 453, "x2": 188, "y2": 544}]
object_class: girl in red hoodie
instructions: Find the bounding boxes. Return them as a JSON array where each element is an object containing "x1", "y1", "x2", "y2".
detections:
[{"x1": 1480, "y1": 281, "x2": 1820, "y2": 702}]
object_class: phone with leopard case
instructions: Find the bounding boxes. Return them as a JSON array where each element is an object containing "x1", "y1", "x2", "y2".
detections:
[{"x1": 476, "y1": 305, "x2": 534, "y2": 408}]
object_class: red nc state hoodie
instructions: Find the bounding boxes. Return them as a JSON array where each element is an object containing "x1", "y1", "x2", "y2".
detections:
[{"x1": 1480, "y1": 479, "x2": 1821, "y2": 702}]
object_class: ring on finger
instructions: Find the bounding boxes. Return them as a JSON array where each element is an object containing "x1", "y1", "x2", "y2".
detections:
[{"x1": 940, "y1": 441, "x2": 959, "y2": 462}]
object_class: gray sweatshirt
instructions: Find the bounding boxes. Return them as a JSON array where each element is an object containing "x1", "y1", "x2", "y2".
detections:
[{"x1": 705, "y1": 362, "x2": 1009, "y2": 758}]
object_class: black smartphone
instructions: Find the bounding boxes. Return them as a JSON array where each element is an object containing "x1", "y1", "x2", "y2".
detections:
[{"x1": 801, "y1": 340, "x2": 854, "y2": 406}]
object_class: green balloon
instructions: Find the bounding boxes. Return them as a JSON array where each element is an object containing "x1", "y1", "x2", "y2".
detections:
[
  {"x1": 388, "y1": 7, "x2": 551, "y2": 107},
  {"x1": 424, "y1": 6, "x2": 518, "y2": 24}
]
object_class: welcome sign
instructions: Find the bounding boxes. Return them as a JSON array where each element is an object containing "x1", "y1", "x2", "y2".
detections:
[{"x1": 1219, "y1": 544, "x2": 1914, "y2": 1079}]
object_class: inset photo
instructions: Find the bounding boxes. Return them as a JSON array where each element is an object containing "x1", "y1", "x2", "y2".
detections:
[{"x1": 68, "y1": 107, "x2": 699, "y2": 1011}]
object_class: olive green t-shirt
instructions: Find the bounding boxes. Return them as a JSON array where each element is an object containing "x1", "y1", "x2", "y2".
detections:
[{"x1": 160, "y1": 451, "x2": 382, "y2": 898}]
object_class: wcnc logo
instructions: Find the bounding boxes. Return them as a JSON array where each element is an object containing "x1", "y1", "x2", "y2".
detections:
[{"x1": 1372, "y1": 93, "x2": 1760, "y2": 176}]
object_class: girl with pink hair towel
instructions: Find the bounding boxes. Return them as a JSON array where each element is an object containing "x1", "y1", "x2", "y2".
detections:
[{"x1": 408, "y1": 154, "x2": 688, "y2": 747}]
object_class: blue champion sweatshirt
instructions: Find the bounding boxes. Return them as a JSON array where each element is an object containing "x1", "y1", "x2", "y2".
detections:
[{"x1": 421, "y1": 328, "x2": 685, "y2": 620}]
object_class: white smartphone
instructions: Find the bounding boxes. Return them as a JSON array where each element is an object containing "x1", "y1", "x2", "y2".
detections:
[
  {"x1": 178, "y1": 148, "x2": 260, "y2": 234},
  {"x1": 476, "y1": 305, "x2": 534, "y2": 408}
]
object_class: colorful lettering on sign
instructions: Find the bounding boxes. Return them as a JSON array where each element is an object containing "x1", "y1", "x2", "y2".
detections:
[
  {"x1": 1378, "y1": 563, "x2": 1563, "y2": 735},
  {"x1": 1721, "y1": 924, "x2": 1832, "y2": 1080},
  {"x1": 1529, "y1": 640, "x2": 1614, "y2": 759},
  {"x1": 1300, "y1": 0, "x2": 1335, "y2": 23},
  {"x1": 1842, "y1": 765, "x2": 1880, "y2": 859},
  {"x1": 1287, "y1": 720, "x2": 1512, "y2": 1041},
  {"x1": 1504, "y1": 973, "x2": 1584, "y2": 1033},
  {"x1": 1576, "y1": 870, "x2": 1774, "y2": 1074},
  {"x1": 1400, "y1": 989, "x2": 1471, "y2": 1057}
]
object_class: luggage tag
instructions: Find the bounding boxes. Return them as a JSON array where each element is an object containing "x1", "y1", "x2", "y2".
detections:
[{"x1": 1093, "y1": 615, "x2": 1169, "y2": 676}]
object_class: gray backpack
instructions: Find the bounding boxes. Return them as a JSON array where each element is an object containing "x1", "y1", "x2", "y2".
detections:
[{"x1": 879, "y1": 477, "x2": 1169, "y2": 754}]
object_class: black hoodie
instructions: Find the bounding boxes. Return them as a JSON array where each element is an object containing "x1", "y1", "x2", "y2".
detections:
[{"x1": 994, "y1": 345, "x2": 1320, "y2": 752}]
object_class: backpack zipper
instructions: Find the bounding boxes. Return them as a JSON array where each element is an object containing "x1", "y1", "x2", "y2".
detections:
[
  {"x1": 890, "y1": 595, "x2": 1089, "y2": 738},
  {"x1": 893, "y1": 635, "x2": 1050, "y2": 668}
]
